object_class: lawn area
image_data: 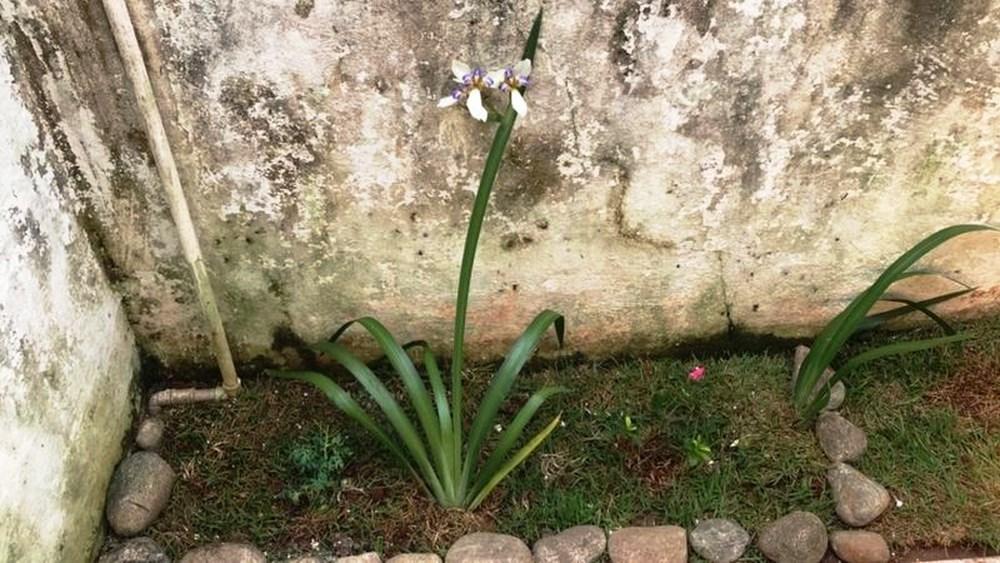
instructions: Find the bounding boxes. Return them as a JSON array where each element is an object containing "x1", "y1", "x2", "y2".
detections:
[{"x1": 148, "y1": 318, "x2": 1000, "y2": 560}]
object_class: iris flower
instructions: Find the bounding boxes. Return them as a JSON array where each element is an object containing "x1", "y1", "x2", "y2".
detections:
[{"x1": 437, "y1": 60, "x2": 493, "y2": 122}]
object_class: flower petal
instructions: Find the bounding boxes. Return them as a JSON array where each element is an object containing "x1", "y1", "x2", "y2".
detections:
[
  {"x1": 486, "y1": 69, "x2": 506, "y2": 88},
  {"x1": 510, "y1": 88, "x2": 528, "y2": 116},
  {"x1": 451, "y1": 60, "x2": 472, "y2": 81},
  {"x1": 438, "y1": 95, "x2": 459, "y2": 108},
  {"x1": 466, "y1": 88, "x2": 488, "y2": 121},
  {"x1": 514, "y1": 58, "x2": 532, "y2": 77}
]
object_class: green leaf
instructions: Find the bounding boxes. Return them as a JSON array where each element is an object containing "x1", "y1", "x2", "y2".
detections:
[
  {"x1": 795, "y1": 224, "x2": 996, "y2": 415},
  {"x1": 309, "y1": 342, "x2": 448, "y2": 503},
  {"x1": 468, "y1": 385, "x2": 568, "y2": 498},
  {"x1": 894, "y1": 269, "x2": 974, "y2": 288},
  {"x1": 855, "y1": 288, "x2": 975, "y2": 334},
  {"x1": 467, "y1": 414, "x2": 561, "y2": 510},
  {"x1": 520, "y1": 7, "x2": 544, "y2": 63},
  {"x1": 404, "y1": 339, "x2": 457, "y2": 485},
  {"x1": 874, "y1": 297, "x2": 957, "y2": 335},
  {"x1": 461, "y1": 310, "x2": 564, "y2": 487}
]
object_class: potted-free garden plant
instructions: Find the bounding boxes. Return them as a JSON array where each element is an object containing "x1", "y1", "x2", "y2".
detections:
[{"x1": 271, "y1": 9, "x2": 565, "y2": 510}]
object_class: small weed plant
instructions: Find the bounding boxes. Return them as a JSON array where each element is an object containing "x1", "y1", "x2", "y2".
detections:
[
  {"x1": 281, "y1": 429, "x2": 352, "y2": 506},
  {"x1": 271, "y1": 10, "x2": 565, "y2": 510}
]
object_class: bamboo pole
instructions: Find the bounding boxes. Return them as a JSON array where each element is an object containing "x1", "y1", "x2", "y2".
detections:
[{"x1": 101, "y1": 0, "x2": 240, "y2": 396}]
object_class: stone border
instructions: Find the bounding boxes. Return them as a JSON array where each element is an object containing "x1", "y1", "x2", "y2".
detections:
[{"x1": 98, "y1": 347, "x2": 977, "y2": 563}]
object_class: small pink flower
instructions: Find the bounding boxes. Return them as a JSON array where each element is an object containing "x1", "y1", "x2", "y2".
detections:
[{"x1": 688, "y1": 365, "x2": 706, "y2": 382}]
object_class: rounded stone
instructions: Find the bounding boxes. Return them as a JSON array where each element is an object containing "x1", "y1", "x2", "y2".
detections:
[
  {"x1": 533, "y1": 525, "x2": 606, "y2": 563},
  {"x1": 135, "y1": 418, "x2": 165, "y2": 451},
  {"x1": 815, "y1": 412, "x2": 867, "y2": 463},
  {"x1": 179, "y1": 543, "x2": 266, "y2": 563},
  {"x1": 97, "y1": 537, "x2": 170, "y2": 563},
  {"x1": 689, "y1": 518, "x2": 749, "y2": 563},
  {"x1": 105, "y1": 451, "x2": 176, "y2": 536},
  {"x1": 827, "y1": 463, "x2": 891, "y2": 527},
  {"x1": 793, "y1": 345, "x2": 846, "y2": 411},
  {"x1": 607, "y1": 526, "x2": 687, "y2": 563},
  {"x1": 338, "y1": 554, "x2": 382, "y2": 563},
  {"x1": 386, "y1": 555, "x2": 441, "y2": 563},
  {"x1": 445, "y1": 532, "x2": 531, "y2": 563},
  {"x1": 757, "y1": 511, "x2": 827, "y2": 563},
  {"x1": 830, "y1": 530, "x2": 891, "y2": 563}
]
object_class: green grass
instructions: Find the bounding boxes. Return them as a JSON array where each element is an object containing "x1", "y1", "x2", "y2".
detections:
[{"x1": 149, "y1": 318, "x2": 1000, "y2": 559}]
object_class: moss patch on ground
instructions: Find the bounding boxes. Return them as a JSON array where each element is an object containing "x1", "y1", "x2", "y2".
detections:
[{"x1": 148, "y1": 319, "x2": 1000, "y2": 559}]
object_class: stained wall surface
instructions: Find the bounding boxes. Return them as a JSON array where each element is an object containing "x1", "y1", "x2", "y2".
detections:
[
  {"x1": 4, "y1": 0, "x2": 1000, "y2": 370},
  {"x1": 0, "y1": 42, "x2": 138, "y2": 563}
]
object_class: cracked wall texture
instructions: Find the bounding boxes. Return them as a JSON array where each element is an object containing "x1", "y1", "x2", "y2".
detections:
[
  {"x1": 0, "y1": 34, "x2": 138, "y2": 563},
  {"x1": 3, "y1": 0, "x2": 1000, "y2": 371}
]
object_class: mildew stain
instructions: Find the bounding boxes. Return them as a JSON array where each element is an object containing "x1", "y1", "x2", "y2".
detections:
[
  {"x1": 610, "y1": 1, "x2": 642, "y2": 90},
  {"x1": 218, "y1": 73, "x2": 324, "y2": 195},
  {"x1": 492, "y1": 135, "x2": 565, "y2": 220},
  {"x1": 294, "y1": 0, "x2": 315, "y2": 19},
  {"x1": 660, "y1": 0, "x2": 718, "y2": 36}
]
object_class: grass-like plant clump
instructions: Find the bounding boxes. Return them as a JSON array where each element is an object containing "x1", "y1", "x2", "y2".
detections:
[
  {"x1": 268, "y1": 10, "x2": 566, "y2": 510},
  {"x1": 794, "y1": 224, "x2": 997, "y2": 420}
]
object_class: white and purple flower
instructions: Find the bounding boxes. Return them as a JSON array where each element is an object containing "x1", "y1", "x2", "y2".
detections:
[
  {"x1": 488, "y1": 58, "x2": 532, "y2": 116},
  {"x1": 438, "y1": 58, "x2": 533, "y2": 120},
  {"x1": 437, "y1": 60, "x2": 494, "y2": 122}
]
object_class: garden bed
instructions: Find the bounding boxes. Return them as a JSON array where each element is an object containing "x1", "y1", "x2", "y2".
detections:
[{"x1": 144, "y1": 319, "x2": 1000, "y2": 560}]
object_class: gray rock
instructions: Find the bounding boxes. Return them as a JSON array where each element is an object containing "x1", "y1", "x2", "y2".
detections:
[
  {"x1": 337, "y1": 554, "x2": 381, "y2": 563},
  {"x1": 445, "y1": 533, "x2": 531, "y2": 563},
  {"x1": 607, "y1": 526, "x2": 687, "y2": 563},
  {"x1": 328, "y1": 534, "x2": 358, "y2": 557},
  {"x1": 285, "y1": 558, "x2": 326, "y2": 563},
  {"x1": 386, "y1": 555, "x2": 441, "y2": 563},
  {"x1": 98, "y1": 537, "x2": 170, "y2": 563},
  {"x1": 815, "y1": 412, "x2": 867, "y2": 463},
  {"x1": 827, "y1": 463, "x2": 891, "y2": 527},
  {"x1": 179, "y1": 543, "x2": 266, "y2": 563},
  {"x1": 689, "y1": 519, "x2": 749, "y2": 563},
  {"x1": 135, "y1": 418, "x2": 165, "y2": 451},
  {"x1": 793, "y1": 345, "x2": 846, "y2": 411},
  {"x1": 830, "y1": 531, "x2": 890, "y2": 563},
  {"x1": 533, "y1": 525, "x2": 606, "y2": 563},
  {"x1": 105, "y1": 451, "x2": 176, "y2": 536},
  {"x1": 757, "y1": 511, "x2": 828, "y2": 563}
]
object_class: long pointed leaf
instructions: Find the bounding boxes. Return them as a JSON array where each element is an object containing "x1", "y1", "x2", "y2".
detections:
[
  {"x1": 469, "y1": 386, "x2": 568, "y2": 498},
  {"x1": 404, "y1": 339, "x2": 457, "y2": 491},
  {"x1": 876, "y1": 297, "x2": 956, "y2": 335},
  {"x1": 855, "y1": 288, "x2": 975, "y2": 333},
  {"x1": 461, "y1": 310, "x2": 564, "y2": 487},
  {"x1": 310, "y1": 342, "x2": 447, "y2": 503},
  {"x1": 467, "y1": 415, "x2": 561, "y2": 510},
  {"x1": 894, "y1": 269, "x2": 974, "y2": 289},
  {"x1": 795, "y1": 224, "x2": 995, "y2": 412}
]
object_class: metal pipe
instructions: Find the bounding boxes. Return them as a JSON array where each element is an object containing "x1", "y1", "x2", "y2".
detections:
[
  {"x1": 101, "y1": 0, "x2": 241, "y2": 397},
  {"x1": 148, "y1": 387, "x2": 228, "y2": 415}
]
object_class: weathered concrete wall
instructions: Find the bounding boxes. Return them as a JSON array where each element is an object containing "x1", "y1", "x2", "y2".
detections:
[
  {"x1": 0, "y1": 33, "x2": 138, "y2": 563},
  {"x1": 6, "y1": 0, "x2": 1000, "y2": 369}
]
